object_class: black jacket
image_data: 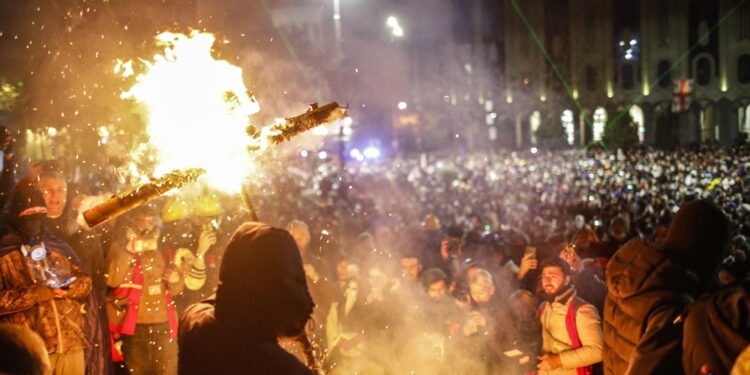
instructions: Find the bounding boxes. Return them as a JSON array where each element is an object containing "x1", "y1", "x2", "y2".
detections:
[
  {"x1": 178, "y1": 222, "x2": 314, "y2": 375},
  {"x1": 178, "y1": 300, "x2": 312, "y2": 375}
]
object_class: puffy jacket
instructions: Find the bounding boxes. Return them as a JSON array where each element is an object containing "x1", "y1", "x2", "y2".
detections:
[
  {"x1": 539, "y1": 287, "x2": 603, "y2": 375},
  {"x1": 683, "y1": 281, "x2": 750, "y2": 375},
  {"x1": 603, "y1": 238, "x2": 694, "y2": 375},
  {"x1": 604, "y1": 200, "x2": 731, "y2": 375}
]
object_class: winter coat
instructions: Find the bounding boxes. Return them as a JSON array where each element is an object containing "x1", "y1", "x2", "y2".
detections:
[
  {"x1": 604, "y1": 200, "x2": 731, "y2": 375},
  {"x1": 603, "y1": 238, "x2": 695, "y2": 375},
  {"x1": 106, "y1": 242, "x2": 183, "y2": 325},
  {"x1": 179, "y1": 299, "x2": 312, "y2": 375},
  {"x1": 0, "y1": 233, "x2": 92, "y2": 354},
  {"x1": 178, "y1": 222, "x2": 314, "y2": 375},
  {"x1": 682, "y1": 280, "x2": 750, "y2": 375},
  {"x1": 539, "y1": 287, "x2": 603, "y2": 375}
]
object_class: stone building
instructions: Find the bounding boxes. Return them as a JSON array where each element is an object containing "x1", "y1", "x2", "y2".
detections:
[{"x1": 499, "y1": 0, "x2": 750, "y2": 149}]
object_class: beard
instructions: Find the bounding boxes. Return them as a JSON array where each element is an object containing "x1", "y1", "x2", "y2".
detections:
[{"x1": 543, "y1": 282, "x2": 571, "y2": 301}]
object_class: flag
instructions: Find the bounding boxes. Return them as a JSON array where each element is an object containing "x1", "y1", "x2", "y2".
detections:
[{"x1": 672, "y1": 79, "x2": 693, "y2": 113}]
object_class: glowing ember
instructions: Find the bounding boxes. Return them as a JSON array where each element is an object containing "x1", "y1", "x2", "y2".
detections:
[{"x1": 118, "y1": 30, "x2": 260, "y2": 192}]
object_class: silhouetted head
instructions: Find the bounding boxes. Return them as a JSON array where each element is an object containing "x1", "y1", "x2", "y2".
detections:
[
  {"x1": 215, "y1": 222, "x2": 314, "y2": 340},
  {"x1": 662, "y1": 200, "x2": 732, "y2": 287}
]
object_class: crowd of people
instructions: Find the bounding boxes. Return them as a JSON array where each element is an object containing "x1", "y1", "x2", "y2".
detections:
[{"x1": 1, "y1": 130, "x2": 750, "y2": 375}]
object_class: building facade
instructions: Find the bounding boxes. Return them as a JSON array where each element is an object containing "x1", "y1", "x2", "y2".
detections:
[{"x1": 500, "y1": 0, "x2": 750, "y2": 149}]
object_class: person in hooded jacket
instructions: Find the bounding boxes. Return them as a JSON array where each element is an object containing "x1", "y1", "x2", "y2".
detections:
[
  {"x1": 178, "y1": 222, "x2": 316, "y2": 375},
  {"x1": 681, "y1": 278, "x2": 750, "y2": 375},
  {"x1": 603, "y1": 200, "x2": 731, "y2": 375},
  {"x1": 0, "y1": 185, "x2": 93, "y2": 375},
  {"x1": 36, "y1": 172, "x2": 113, "y2": 375}
]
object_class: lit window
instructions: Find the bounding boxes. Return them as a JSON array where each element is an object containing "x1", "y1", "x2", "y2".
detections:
[{"x1": 593, "y1": 107, "x2": 607, "y2": 141}]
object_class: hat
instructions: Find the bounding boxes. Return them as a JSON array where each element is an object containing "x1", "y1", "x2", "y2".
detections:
[
  {"x1": 9, "y1": 185, "x2": 46, "y2": 219},
  {"x1": 194, "y1": 194, "x2": 223, "y2": 217},
  {"x1": 162, "y1": 198, "x2": 191, "y2": 223}
]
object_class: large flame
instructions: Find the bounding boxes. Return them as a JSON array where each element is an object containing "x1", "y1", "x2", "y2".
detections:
[{"x1": 118, "y1": 30, "x2": 260, "y2": 192}]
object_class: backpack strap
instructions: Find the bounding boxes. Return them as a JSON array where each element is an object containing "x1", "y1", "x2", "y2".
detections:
[
  {"x1": 536, "y1": 301, "x2": 547, "y2": 320},
  {"x1": 566, "y1": 297, "x2": 593, "y2": 375}
]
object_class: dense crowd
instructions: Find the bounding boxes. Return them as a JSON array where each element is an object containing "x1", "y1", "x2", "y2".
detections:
[{"x1": 1, "y1": 132, "x2": 750, "y2": 375}]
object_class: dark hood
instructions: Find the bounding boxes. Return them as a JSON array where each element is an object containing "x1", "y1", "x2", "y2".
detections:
[
  {"x1": 8, "y1": 186, "x2": 47, "y2": 240},
  {"x1": 215, "y1": 222, "x2": 313, "y2": 340},
  {"x1": 661, "y1": 200, "x2": 731, "y2": 285},
  {"x1": 9, "y1": 185, "x2": 46, "y2": 219},
  {"x1": 607, "y1": 238, "x2": 700, "y2": 301}
]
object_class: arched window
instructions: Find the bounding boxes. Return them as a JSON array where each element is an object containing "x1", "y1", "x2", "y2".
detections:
[
  {"x1": 696, "y1": 57, "x2": 712, "y2": 86},
  {"x1": 630, "y1": 105, "x2": 645, "y2": 143},
  {"x1": 621, "y1": 64, "x2": 635, "y2": 90},
  {"x1": 586, "y1": 66, "x2": 597, "y2": 92},
  {"x1": 530, "y1": 111, "x2": 541, "y2": 146},
  {"x1": 657, "y1": 60, "x2": 671, "y2": 88},
  {"x1": 739, "y1": 54, "x2": 750, "y2": 84},
  {"x1": 593, "y1": 107, "x2": 607, "y2": 141},
  {"x1": 561, "y1": 110, "x2": 575, "y2": 146}
]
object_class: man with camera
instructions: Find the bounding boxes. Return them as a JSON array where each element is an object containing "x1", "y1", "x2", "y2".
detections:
[{"x1": 106, "y1": 205, "x2": 183, "y2": 375}]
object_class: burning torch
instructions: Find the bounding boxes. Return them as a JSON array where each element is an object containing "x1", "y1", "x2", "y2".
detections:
[
  {"x1": 241, "y1": 102, "x2": 347, "y2": 220},
  {"x1": 82, "y1": 168, "x2": 205, "y2": 228},
  {"x1": 83, "y1": 102, "x2": 347, "y2": 229}
]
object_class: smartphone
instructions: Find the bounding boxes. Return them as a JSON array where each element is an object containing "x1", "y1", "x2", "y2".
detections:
[{"x1": 524, "y1": 246, "x2": 537, "y2": 260}]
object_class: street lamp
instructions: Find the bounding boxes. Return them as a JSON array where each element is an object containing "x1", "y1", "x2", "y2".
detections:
[
  {"x1": 386, "y1": 16, "x2": 404, "y2": 38},
  {"x1": 333, "y1": 0, "x2": 343, "y2": 59}
]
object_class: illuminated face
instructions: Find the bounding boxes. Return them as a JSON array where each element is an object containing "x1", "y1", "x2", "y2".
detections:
[
  {"x1": 469, "y1": 278, "x2": 495, "y2": 305},
  {"x1": 541, "y1": 266, "x2": 571, "y2": 297},
  {"x1": 440, "y1": 239, "x2": 462, "y2": 260},
  {"x1": 400, "y1": 257, "x2": 422, "y2": 280},
  {"x1": 427, "y1": 279, "x2": 447, "y2": 301},
  {"x1": 574, "y1": 215, "x2": 585, "y2": 229},
  {"x1": 132, "y1": 213, "x2": 157, "y2": 234},
  {"x1": 38, "y1": 177, "x2": 67, "y2": 219}
]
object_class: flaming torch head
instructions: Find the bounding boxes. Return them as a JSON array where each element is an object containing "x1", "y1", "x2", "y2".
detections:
[{"x1": 82, "y1": 168, "x2": 205, "y2": 228}]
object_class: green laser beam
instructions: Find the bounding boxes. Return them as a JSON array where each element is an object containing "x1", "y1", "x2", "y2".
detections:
[
  {"x1": 508, "y1": 0, "x2": 589, "y2": 126},
  {"x1": 508, "y1": 0, "x2": 606, "y2": 153},
  {"x1": 601, "y1": 0, "x2": 748, "y2": 147},
  {"x1": 258, "y1": 0, "x2": 321, "y2": 100}
]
